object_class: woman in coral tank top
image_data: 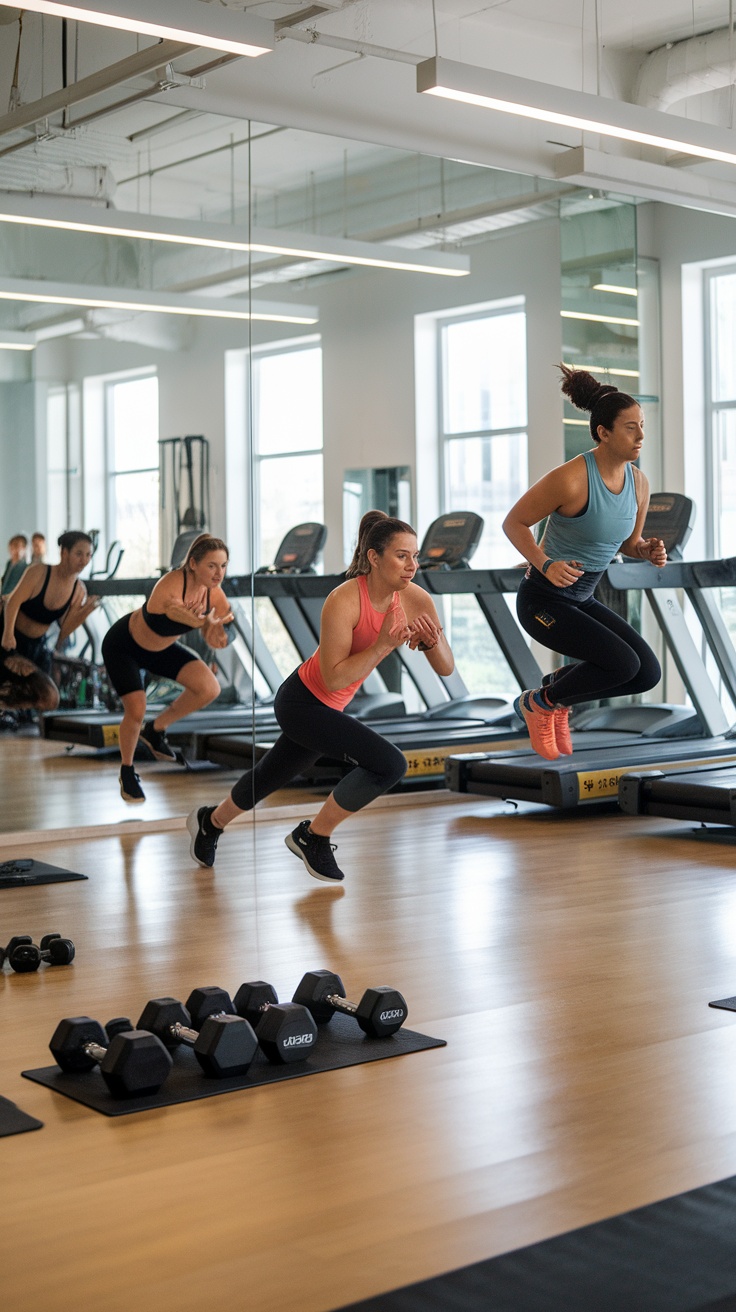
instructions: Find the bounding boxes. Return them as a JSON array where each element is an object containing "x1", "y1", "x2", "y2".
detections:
[{"x1": 187, "y1": 511, "x2": 454, "y2": 882}]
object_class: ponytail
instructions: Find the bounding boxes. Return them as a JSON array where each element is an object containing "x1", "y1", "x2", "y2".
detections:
[{"x1": 346, "y1": 511, "x2": 415, "y2": 577}]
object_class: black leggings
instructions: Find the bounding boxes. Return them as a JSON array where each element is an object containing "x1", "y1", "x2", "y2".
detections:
[
  {"x1": 517, "y1": 568, "x2": 661, "y2": 708},
  {"x1": 230, "y1": 670, "x2": 407, "y2": 813}
]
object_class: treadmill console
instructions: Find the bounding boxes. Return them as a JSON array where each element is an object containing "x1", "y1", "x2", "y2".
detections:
[
  {"x1": 641, "y1": 493, "x2": 695, "y2": 560},
  {"x1": 259, "y1": 522, "x2": 328, "y2": 575},
  {"x1": 418, "y1": 512, "x2": 484, "y2": 570}
]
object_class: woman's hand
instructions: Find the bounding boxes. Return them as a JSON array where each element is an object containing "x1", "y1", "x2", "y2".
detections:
[
  {"x1": 378, "y1": 597, "x2": 411, "y2": 651},
  {"x1": 543, "y1": 559, "x2": 584, "y2": 588},
  {"x1": 639, "y1": 537, "x2": 667, "y2": 567},
  {"x1": 407, "y1": 612, "x2": 443, "y2": 651},
  {"x1": 202, "y1": 608, "x2": 234, "y2": 649},
  {"x1": 2, "y1": 633, "x2": 16, "y2": 651}
]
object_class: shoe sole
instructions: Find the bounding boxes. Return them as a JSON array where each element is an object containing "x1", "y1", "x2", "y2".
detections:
[
  {"x1": 140, "y1": 736, "x2": 178, "y2": 763},
  {"x1": 284, "y1": 833, "x2": 344, "y2": 883},
  {"x1": 186, "y1": 809, "x2": 214, "y2": 869}
]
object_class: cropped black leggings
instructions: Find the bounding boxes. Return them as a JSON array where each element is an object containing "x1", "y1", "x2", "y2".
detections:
[
  {"x1": 517, "y1": 569, "x2": 661, "y2": 709},
  {"x1": 230, "y1": 669, "x2": 407, "y2": 813}
]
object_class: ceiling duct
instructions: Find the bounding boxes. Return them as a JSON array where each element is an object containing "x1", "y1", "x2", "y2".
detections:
[{"x1": 635, "y1": 26, "x2": 736, "y2": 113}]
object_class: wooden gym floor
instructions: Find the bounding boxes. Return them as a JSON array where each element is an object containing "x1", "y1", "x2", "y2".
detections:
[{"x1": 2, "y1": 734, "x2": 736, "y2": 1310}]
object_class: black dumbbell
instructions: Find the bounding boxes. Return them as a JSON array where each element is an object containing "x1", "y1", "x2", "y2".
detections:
[
  {"x1": 137, "y1": 996, "x2": 258, "y2": 1078},
  {"x1": 233, "y1": 981, "x2": 318, "y2": 1064},
  {"x1": 0, "y1": 935, "x2": 33, "y2": 967},
  {"x1": 49, "y1": 1016, "x2": 173, "y2": 1097},
  {"x1": 293, "y1": 970, "x2": 408, "y2": 1038},
  {"x1": 7, "y1": 933, "x2": 75, "y2": 973}
]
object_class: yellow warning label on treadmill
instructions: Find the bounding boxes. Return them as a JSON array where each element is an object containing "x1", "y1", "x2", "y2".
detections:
[
  {"x1": 403, "y1": 741, "x2": 508, "y2": 778},
  {"x1": 577, "y1": 753, "x2": 736, "y2": 801},
  {"x1": 102, "y1": 723, "x2": 121, "y2": 747}
]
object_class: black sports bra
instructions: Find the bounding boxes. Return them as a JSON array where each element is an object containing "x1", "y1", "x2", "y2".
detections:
[
  {"x1": 19, "y1": 566, "x2": 77, "y2": 627},
  {"x1": 141, "y1": 570, "x2": 210, "y2": 638}
]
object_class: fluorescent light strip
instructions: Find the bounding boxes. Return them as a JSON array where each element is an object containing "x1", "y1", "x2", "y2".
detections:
[
  {"x1": 0, "y1": 197, "x2": 469, "y2": 278},
  {"x1": 561, "y1": 310, "x2": 640, "y2": 327},
  {"x1": 0, "y1": 341, "x2": 35, "y2": 351},
  {"x1": 564, "y1": 363, "x2": 640, "y2": 378},
  {"x1": 563, "y1": 418, "x2": 590, "y2": 426},
  {"x1": 417, "y1": 57, "x2": 736, "y2": 169},
  {"x1": 593, "y1": 284, "x2": 638, "y2": 296},
  {"x1": 0, "y1": 0, "x2": 272, "y2": 57},
  {"x1": 0, "y1": 278, "x2": 317, "y2": 324}
]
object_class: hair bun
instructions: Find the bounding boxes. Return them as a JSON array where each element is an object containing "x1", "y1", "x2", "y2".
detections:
[{"x1": 558, "y1": 364, "x2": 619, "y2": 413}]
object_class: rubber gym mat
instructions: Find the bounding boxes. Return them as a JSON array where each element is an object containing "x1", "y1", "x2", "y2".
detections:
[
  {"x1": 710, "y1": 997, "x2": 736, "y2": 1011},
  {"x1": 0, "y1": 859, "x2": 88, "y2": 890},
  {"x1": 333, "y1": 1174, "x2": 736, "y2": 1312},
  {"x1": 21, "y1": 1014, "x2": 445, "y2": 1116},
  {"x1": 0, "y1": 1095, "x2": 43, "y2": 1136}
]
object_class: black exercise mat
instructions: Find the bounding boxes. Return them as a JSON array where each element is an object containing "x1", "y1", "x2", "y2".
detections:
[
  {"x1": 0, "y1": 1095, "x2": 43, "y2": 1136},
  {"x1": 22, "y1": 1015, "x2": 445, "y2": 1116},
  {"x1": 710, "y1": 997, "x2": 736, "y2": 1012},
  {"x1": 0, "y1": 858, "x2": 88, "y2": 890},
  {"x1": 334, "y1": 1174, "x2": 736, "y2": 1312}
]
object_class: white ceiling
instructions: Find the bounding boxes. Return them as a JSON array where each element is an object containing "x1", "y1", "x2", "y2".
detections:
[{"x1": 0, "y1": 0, "x2": 735, "y2": 331}]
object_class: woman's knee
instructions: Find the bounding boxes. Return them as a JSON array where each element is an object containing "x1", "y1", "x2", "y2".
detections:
[
  {"x1": 184, "y1": 665, "x2": 220, "y2": 705},
  {"x1": 628, "y1": 651, "x2": 661, "y2": 694}
]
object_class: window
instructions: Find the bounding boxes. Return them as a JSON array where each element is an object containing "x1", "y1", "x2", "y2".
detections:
[
  {"x1": 438, "y1": 306, "x2": 528, "y2": 568},
  {"x1": 706, "y1": 269, "x2": 736, "y2": 559},
  {"x1": 106, "y1": 374, "x2": 159, "y2": 576},
  {"x1": 252, "y1": 342, "x2": 323, "y2": 568}
]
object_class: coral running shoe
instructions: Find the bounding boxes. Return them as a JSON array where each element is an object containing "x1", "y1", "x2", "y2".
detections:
[
  {"x1": 513, "y1": 691, "x2": 559, "y2": 761},
  {"x1": 552, "y1": 705, "x2": 573, "y2": 755}
]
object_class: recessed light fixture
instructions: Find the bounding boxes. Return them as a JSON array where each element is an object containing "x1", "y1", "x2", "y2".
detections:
[
  {"x1": 417, "y1": 57, "x2": 736, "y2": 169},
  {"x1": 0, "y1": 195, "x2": 470, "y2": 278},
  {"x1": 0, "y1": 0, "x2": 272, "y2": 58}
]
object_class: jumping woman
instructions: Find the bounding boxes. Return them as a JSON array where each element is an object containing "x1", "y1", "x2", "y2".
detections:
[
  {"x1": 502, "y1": 365, "x2": 666, "y2": 761},
  {"x1": 101, "y1": 533, "x2": 233, "y2": 804},
  {"x1": 187, "y1": 511, "x2": 454, "y2": 882},
  {"x1": 2, "y1": 530, "x2": 98, "y2": 673}
]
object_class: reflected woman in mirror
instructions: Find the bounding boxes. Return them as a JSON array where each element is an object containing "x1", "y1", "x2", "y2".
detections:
[
  {"x1": 187, "y1": 510, "x2": 454, "y2": 883},
  {"x1": 2, "y1": 530, "x2": 98, "y2": 675},
  {"x1": 101, "y1": 533, "x2": 233, "y2": 804}
]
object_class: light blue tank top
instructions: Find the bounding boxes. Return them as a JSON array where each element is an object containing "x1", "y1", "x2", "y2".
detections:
[{"x1": 541, "y1": 449, "x2": 638, "y2": 572}]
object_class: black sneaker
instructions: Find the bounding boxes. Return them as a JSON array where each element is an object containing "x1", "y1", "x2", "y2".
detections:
[
  {"x1": 285, "y1": 820, "x2": 345, "y2": 883},
  {"x1": 186, "y1": 806, "x2": 222, "y2": 869},
  {"x1": 139, "y1": 720, "x2": 177, "y2": 762},
  {"x1": 120, "y1": 765, "x2": 145, "y2": 804}
]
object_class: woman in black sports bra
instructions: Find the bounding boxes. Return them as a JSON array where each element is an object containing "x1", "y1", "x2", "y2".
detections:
[
  {"x1": 2, "y1": 531, "x2": 98, "y2": 674},
  {"x1": 100, "y1": 534, "x2": 233, "y2": 804}
]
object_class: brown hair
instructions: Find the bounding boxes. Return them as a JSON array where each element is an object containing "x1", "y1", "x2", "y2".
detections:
[
  {"x1": 345, "y1": 511, "x2": 416, "y2": 578},
  {"x1": 181, "y1": 534, "x2": 229, "y2": 570},
  {"x1": 58, "y1": 531, "x2": 93, "y2": 553},
  {"x1": 558, "y1": 364, "x2": 639, "y2": 443}
]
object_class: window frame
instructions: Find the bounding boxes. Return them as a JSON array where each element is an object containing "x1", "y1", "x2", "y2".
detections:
[
  {"x1": 704, "y1": 266, "x2": 736, "y2": 558},
  {"x1": 103, "y1": 369, "x2": 159, "y2": 572}
]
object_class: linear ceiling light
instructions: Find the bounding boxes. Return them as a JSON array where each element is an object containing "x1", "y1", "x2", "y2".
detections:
[
  {"x1": 0, "y1": 0, "x2": 272, "y2": 58},
  {"x1": 564, "y1": 363, "x2": 640, "y2": 378},
  {"x1": 0, "y1": 278, "x2": 317, "y2": 324},
  {"x1": 0, "y1": 330, "x2": 35, "y2": 351},
  {"x1": 593, "y1": 284, "x2": 638, "y2": 296},
  {"x1": 561, "y1": 310, "x2": 639, "y2": 327},
  {"x1": 417, "y1": 57, "x2": 736, "y2": 169},
  {"x1": 0, "y1": 195, "x2": 469, "y2": 277}
]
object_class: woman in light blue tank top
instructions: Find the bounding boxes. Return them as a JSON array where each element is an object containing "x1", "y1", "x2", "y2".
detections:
[{"x1": 502, "y1": 366, "x2": 667, "y2": 761}]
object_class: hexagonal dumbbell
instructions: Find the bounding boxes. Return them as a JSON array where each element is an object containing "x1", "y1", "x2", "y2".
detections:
[
  {"x1": 8, "y1": 933, "x2": 75, "y2": 973},
  {"x1": 0, "y1": 935, "x2": 33, "y2": 968},
  {"x1": 49, "y1": 1016, "x2": 173, "y2": 1097},
  {"x1": 233, "y1": 981, "x2": 318, "y2": 1064},
  {"x1": 292, "y1": 971, "x2": 408, "y2": 1038},
  {"x1": 137, "y1": 996, "x2": 258, "y2": 1078}
]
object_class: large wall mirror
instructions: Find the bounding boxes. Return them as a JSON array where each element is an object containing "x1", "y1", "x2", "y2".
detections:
[{"x1": 1, "y1": 10, "x2": 733, "y2": 836}]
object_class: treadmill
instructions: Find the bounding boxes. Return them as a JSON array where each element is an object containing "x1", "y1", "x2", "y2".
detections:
[
  {"x1": 39, "y1": 523, "x2": 331, "y2": 753},
  {"x1": 445, "y1": 494, "x2": 736, "y2": 808}
]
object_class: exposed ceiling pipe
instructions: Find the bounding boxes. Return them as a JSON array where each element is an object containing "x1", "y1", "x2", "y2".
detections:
[
  {"x1": 635, "y1": 25, "x2": 736, "y2": 112},
  {"x1": 0, "y1": 39, "x2": 194, "y2": 141},
  {"x1": 276, "y1": 24, "x2": 424, "y2": 66}
]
